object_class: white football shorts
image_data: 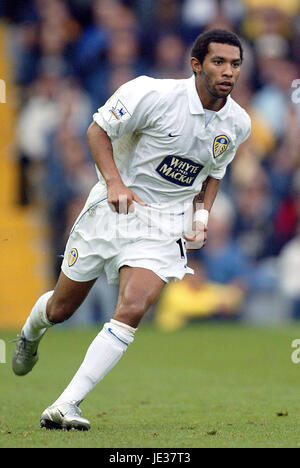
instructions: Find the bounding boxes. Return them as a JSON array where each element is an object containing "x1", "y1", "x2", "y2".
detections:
[{"x1": 61, "y1": 183, "x2": 193, "y2": 284}]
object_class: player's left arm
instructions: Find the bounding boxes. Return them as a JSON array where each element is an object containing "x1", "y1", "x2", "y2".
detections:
[
  {"x1": 194, "y1": 176, "x2": 220, "y2": 212},
  {"x1": 184, "y1": 176, "x2": 220, "y2": 250}
]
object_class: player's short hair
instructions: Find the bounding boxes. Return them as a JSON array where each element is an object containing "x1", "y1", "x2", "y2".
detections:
[{"x1": 191, "y1": 29, "x2": 243, "y2": 65}]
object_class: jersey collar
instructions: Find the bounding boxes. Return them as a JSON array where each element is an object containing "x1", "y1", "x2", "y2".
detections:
[
  {"x1": 186, "y1": 75, "x2": 204, "y2": 115},
  {"x1": 216, "y1": 94, "x2": 232, "y2": 120},
  {"x1": 186, "y1": 75, "x2": 232, "y2": 120}
]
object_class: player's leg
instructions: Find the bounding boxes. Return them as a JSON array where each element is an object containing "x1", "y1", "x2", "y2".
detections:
[
  {"x1": 113, "y1": 265, "x2": 165, "y2": 327},
  {"x1": 46, "y1": 272, "x2": 98, "y2": 324},
  {"x1": 41, "y1": 267, "x2": 165, "y2": 429},
  {"x1": 12, "y1": 272, "x2": 97, "y2": 376}
]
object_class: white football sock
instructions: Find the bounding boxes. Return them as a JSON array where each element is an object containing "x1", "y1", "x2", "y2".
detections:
[
  {"x1": 22, "y1": 291, "x2": 54, "y2": 341},
  {"x1": 52, "y1": 319, "x2": 136, "y2": 406}
]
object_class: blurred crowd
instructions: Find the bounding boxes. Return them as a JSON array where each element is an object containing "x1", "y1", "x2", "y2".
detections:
[{"x1": 1, "y1": 0, "x2": 300, "y2": 326}]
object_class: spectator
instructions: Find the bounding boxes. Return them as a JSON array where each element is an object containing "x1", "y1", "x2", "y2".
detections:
[
  {"x1": 17, "y1": 74, "x2": 92, "y2": 204},
  {"x1": 182, "y1": 0, "x2": 246, "y2": 42},
  {"x1": 197, "y1": 192, "x2": 251, "y2": 286},
  {"x1": 278, "y1": 223, "x2": 300, "y2": 318},
  {"x1": 150, "y1": 34, "x2": 188, "y2": 79},
  {"x1": 155, "y1": 259, "x2": 244, "y2": 331},
  {"x1": 17, "y1": 71, "x2": 62, "y2": 204},
  {"x1": 232, "y1": 165, "x2": 274, "y2": 260},
  {"x1": 252, "y1": 59, "x2": 300, "y2": 138},
  {"x1": 15, "y1": 0, "x2": 80, "y2": 85}
]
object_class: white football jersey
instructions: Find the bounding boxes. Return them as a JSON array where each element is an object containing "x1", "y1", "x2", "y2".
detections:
[{"x1": 93, "y1": 75, "x2": 251, "y2": 208}]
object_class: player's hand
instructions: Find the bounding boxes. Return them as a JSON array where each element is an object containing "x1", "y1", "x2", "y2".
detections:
[
  {"x1": 107, "y1": 179, "x2": 147, "y2": 214},
  {"x1": 183, "y1": 221, "x2": 208, "y2": 250}
]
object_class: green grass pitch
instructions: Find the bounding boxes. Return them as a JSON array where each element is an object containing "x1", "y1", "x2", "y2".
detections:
[{"x1": 1, "y1": 322, "x2": 300, "y2": 448}]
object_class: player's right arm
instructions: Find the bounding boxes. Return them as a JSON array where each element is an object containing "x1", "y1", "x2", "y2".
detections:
[
  {"x1": 87, "y1": 76, "x2": 159, "y2": 213},
  {"x1": 86, "y1": 122, "x2": 146, "y2": 213}
]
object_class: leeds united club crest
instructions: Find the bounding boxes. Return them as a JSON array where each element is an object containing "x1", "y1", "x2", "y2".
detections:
[{"x1": 213, "y1": 135, "x2": 230, "y2": 158}]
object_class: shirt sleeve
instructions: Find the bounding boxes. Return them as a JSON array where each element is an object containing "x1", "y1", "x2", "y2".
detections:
[
  {"x1": 93, "y1": 76, "x2": 158, "y2": 140},
  {"x1": 209, "y1": 112, "x2": 251, "y2": 180}
]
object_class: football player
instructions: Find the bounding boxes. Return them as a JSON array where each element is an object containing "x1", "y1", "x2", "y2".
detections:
[{"x1": 13, "y1": 29, "x2": 250, "y2": 431}]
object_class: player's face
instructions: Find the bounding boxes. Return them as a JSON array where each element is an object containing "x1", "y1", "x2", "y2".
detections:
[{"x1": 192, "y1": 42, "x2": 242, "y2": 99}]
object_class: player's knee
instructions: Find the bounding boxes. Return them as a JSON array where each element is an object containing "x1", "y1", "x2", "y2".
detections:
[
  {"x1": 46, "y1": 298, "x2": 74, "y2": 324},
  {"x1": 115, "y1": 296, "x2": 148, "y2": 328}
]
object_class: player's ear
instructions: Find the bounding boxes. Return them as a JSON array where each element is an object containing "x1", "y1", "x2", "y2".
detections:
[{"x1": 190, "y1": 57, "x2": 202, "y2": 75}]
